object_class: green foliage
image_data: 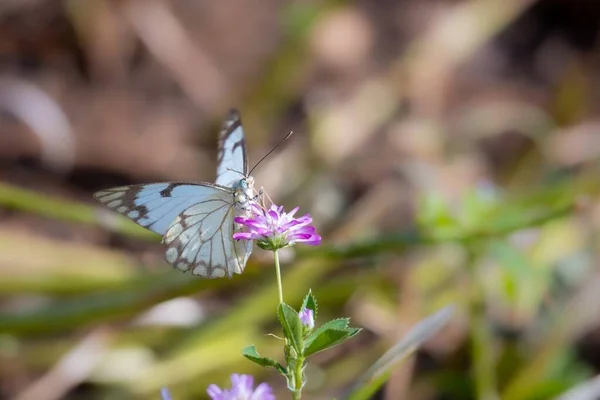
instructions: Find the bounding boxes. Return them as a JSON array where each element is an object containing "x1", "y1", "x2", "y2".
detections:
[
  {"x1": 277, "y1": 302, "x2": 305, "y2": 355},
  {"x1": 277, "y1": 295, "x2": 361, "y2": 361},
  {"x1": 305, "y1": 319, "x2": 360, "y2": 357},
  {"x1": 252, "y1": 292, "x2": 361, "y2": 398},
  {"x1": 242, "y1": 345, "x2": 286, "y2": 374}
]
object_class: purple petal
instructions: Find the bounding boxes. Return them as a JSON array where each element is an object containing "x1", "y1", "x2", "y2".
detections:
[
  {"x1": 296, "y1": 214, "x2": 313, "y2": 224},
  {"x1": 208, "y1": 374, "x2": 275, "y2": 400},
  {"x1": 290, "y1": 233, "x2": 321, "y2": 245},
  {"x1": 235, "y1": 217, "x2": 267, "y2": 229},
  {"x1": 267, "y1": 210, "x2": 280, "y2": 221},
  {"x1": 288, "y1": 232, "x2": 312, "y2": 240},
  {"x1": 236, "y1": 232, "x2": 267, "y2": 240},
  {"x1": 279, "y1": 219, "x2": 302, "y2": 231},
  {"x1": 250, "y1": 383, "x2": 276, "y2": 400},
  {"x1": 302, "y1": 236, "x2": 322, "y2": 245},
  {"x1": 207, "y1": 384, "x2": 224, "y2": 399},
  {"x1": 299, "y1": 308, "x2": 314, "y2": 329},
  {"x1": 289, "y1": 218, "x2": 313, "y2": 230},
  {"x1": 242, "y1": 218, "x2": 262, "y2": 225},
  {"x1": 234, "y1": 216, "x2": 247, "y2": 224},
  {"x1": 245, "y1": 221, "x2": 269, "y2": 231},
  {"x1": 269, "y1": 204, "x2": 283, "y2": 215},
  {"x1": 231, "y1": 374, "x2": 254, "y2": 396},
  {"x1": 233, "y1": 232, "x2": 254, "y2": 240},
  {"x1": 288, "y1": 226, "x2": 315, "y2": 236},
  {"x1": 287, "y1": 206, "x2": 300, "y2": 219},
  {"x1": 161, "y1": 388, "x2": 172, "y2": 400}
]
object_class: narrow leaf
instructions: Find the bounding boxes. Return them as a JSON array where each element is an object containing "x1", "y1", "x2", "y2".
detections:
[
  {"x1": 277, "y1": 303, "x2": 304, "y2": 354},
  {"x1": 242, "y1": 345, "x2": 286, "y2": 375},
  {"x1": 345, "y1": 306, "x2": 455, "y2": 400}
]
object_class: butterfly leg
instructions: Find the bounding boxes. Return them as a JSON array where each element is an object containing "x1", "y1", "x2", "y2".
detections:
[
  {"x1": 255, "y1": 187, "x2": 275, "y2": 210},
  {"x1": 252, "y1": 187, "x2": 264, "y2": 202}
]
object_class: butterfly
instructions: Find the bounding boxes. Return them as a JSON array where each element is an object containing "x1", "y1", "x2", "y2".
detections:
[{"x1": 94, "y1": 110, "x2": 256, "y2": 278}]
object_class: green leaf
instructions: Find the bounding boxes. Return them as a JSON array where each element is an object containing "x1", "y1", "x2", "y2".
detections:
[
  {"x1": 304, "y1": 318, "x2": 360, "y2": 356},
  {"x1": 277, "y1": 302, "x2": 304, "y2": 354},
  {"x1": 301, "y1": 289, "x2": 318, "y2": 320},
  {"x1": 242, "y1": 345, "x2": 286, "y2": 375},
  {"x1": 344, "y1": 306, "x2": 454, "y2": 400},
  {"x1": 305, "y1": 327, "x2": 361, "y2": 357},
  {"x1": 317, "y1": 317, "x2": 350, "y2": 331}
]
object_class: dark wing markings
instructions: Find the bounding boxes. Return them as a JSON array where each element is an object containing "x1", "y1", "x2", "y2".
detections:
[{"x1": 163, "y1": 200, "x2": 235, "y2": 277}]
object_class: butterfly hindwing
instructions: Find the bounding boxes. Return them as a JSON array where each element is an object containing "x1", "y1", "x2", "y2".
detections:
[
  {"x1": 162, "y1": 193, "x2": 252, "y2": 278},
  {"x1": 215, "y1": 109, "x2": 248, "y2": 187}
]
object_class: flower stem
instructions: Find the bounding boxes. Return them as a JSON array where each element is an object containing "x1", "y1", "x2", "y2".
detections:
[
  {"x1": 274, "y1": 250, "x2": 302, "y2": 398},
  {"x1": 274, "y1": 250, "x2": 284, "y2": 304},
  {"x1": 292, "y1": 356, "x2": 305, "y2": 399}
]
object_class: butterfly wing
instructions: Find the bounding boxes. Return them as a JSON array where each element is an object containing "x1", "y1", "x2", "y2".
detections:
[
  {"x1": 162, "y1": 194, "x2": 252, "y2": 278},
  {"x1": 215, "y1": 109, "x2": 248, "y2": 187},
  {"x1": 94, "y1": 183, "x2": 227, "y2": 235},
  {"x1": 94, "y1": 182, "x2": 252, "y2": 278}
]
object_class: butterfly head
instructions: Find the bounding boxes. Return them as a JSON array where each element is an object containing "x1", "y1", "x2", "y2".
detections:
[
  {"x1": 238, "y1": 176, "x2": 254, "y2": 191},
  {"x1": 233, "y1": 176, "x2": 255, "y2": 211}
]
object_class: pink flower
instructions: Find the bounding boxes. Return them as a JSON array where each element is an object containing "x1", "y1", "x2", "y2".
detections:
[
  {"x1": 233, "y1": 203, "x2": 321, "y2": 251},
  {"x1": 207, "y1": 374, "x2": 275, "y2": 400}
]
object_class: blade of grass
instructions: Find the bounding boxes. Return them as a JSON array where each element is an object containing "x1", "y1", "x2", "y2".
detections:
[{"x1": 344, "y1": 306, "x2": 454, "y2": 400}]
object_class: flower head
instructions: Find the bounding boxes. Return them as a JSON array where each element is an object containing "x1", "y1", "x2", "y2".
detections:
[
  {"x1": 233, "y1": 203, "x2": 321, "y2": 251},
  {"x1": 299, "y1": 308, "x2": 315, "y2": 330},
  {"x1": 207, "y1": 374, "x2": 275, "y2": 400},
  {"x1": 161, "y1": 388, "x2": 172, "y2": 400}
]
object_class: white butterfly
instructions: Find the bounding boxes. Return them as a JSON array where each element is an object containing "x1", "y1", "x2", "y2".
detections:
[{"x1": 94, "y1": 110, "x2": 255, "y2": 278}]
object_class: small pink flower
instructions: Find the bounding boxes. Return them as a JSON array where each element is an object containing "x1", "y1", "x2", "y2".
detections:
[
  {"x1": 207, "y1": 374, "x2": 275, "y2": 400},
  {"x1": 234, "y1": 203, "x2": 321, "y2": 251},
  {"x1": 299, "y1": 308, "x2": 314, "y2": 330}
]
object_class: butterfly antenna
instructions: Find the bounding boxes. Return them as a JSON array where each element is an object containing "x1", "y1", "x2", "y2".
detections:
[
  {"x1": 226, "y1": 167, "x2": 246, "y2": 177},
  {"x1": 248, "y1": 131, "x2": 293, "y2": 176}
]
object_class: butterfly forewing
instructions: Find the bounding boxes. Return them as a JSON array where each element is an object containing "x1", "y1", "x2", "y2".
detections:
[
  {"x1": 215, "y1": 109, "x2": 248, "y2": 187},
  {"x1": 94, "y1": 183, "x2": 228, "y2": 235}
]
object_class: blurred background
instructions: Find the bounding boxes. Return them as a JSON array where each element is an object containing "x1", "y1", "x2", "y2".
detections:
[{"x1": 1, "y1": 0, "x2": 600, "y2": 399}]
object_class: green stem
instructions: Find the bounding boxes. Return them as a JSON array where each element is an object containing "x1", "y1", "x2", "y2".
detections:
[
  {"x1": 274, "y1": 250, "x2": 302, "y2": 398},
  {"x1": 274, "y1": 250, "x2": 284, "y2": 304},
  {"x1": 292, "y1": 355, "x2": 305, "y2": 400}
]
